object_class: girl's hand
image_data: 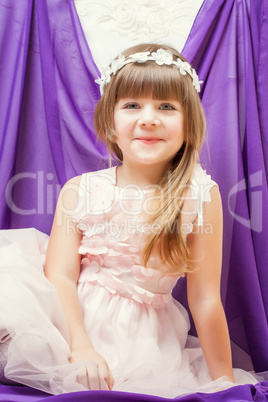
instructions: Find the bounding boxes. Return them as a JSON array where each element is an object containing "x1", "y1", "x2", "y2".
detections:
[{"x1": 70, "y1": 347, "x2": 114, "y2": 390}]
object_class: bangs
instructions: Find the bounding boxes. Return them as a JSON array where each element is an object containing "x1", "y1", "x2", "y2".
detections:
[{"x1": 115, "y1": 62, "x2": 186, "y2": 103}]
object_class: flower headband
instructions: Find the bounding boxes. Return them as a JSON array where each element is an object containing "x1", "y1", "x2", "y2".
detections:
[{"x1": 95, "y1": 48, "x2": 203, "y2": 95}]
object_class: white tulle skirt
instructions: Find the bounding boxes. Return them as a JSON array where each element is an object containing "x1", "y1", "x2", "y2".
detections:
[{"x1": 0, "y1": 228, "x2": 264, "y2": 397}]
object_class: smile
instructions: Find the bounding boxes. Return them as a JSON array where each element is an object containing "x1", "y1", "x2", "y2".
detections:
[{"x1": 135, "y1": 138, "x2": 162, "y2": 145}]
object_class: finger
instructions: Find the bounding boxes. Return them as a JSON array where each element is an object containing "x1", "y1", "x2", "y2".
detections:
[
  {"x1": 98, "y1": 361, "x2": 114, "y2": 390},
  {"x1": 76, "y1": 366, "x2": 89, "y2": 389},
  {"x1": 97, "y1": 361, "x2": 109, "y2": 384},
  {"x1": 76, "y1": 363, "x2": 100, "y2": 390},
  {"x1": 108, "y1": 366, "x2": 114, "y2": 390},
  {"x1": 86, "y1": 363, "x2": 101, "y2": 390}
]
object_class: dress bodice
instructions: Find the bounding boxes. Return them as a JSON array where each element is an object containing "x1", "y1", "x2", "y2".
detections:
[{"x1": 72, "y1": 165, "x2": 217, "y2": 308}]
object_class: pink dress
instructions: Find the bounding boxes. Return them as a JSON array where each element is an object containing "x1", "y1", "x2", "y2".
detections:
[{"x1": 0, "y1": 165, "x2": 261, "y2": 397}]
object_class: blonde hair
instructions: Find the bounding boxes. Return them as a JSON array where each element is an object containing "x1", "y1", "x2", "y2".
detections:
[{"x1": 94, "y1": 43, "x2": 206, "y2": 274}]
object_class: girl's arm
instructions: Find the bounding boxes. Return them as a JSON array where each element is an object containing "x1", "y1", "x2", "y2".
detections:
[
  {"x1": 187, "y1": 186, "x2": 235, "y2": 383},
  {"x1": 44, "y1": 176, "x2": 114, "y2": 390}
]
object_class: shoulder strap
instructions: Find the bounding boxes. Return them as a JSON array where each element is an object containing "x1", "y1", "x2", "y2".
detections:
[
  {"x1": 190, "y1": 164, "x2": 218, "y2": 226},
  {"x1": 71, "y1": 168, "x2": 116, "y2": 222}
]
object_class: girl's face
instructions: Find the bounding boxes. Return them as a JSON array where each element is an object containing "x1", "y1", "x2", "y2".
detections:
[{"x1": 113, "y1": 97, "x2": 184, "y2": 169}]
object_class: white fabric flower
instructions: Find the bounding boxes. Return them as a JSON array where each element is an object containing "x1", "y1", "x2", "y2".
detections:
[
  {"x1": 175, "y1": 58, "x2": 187, "y2": 75},
  {"x1": 191, "y1": 69, "x2": 203, "y2": 92},
  {"x1": 110, "y1": 54, "x2": 126, "y2": 74},
  {"x1": 182, "y1": 61, "x2": 192, "y2": 74},
  {"x1": 152, "y1": 49, "x2": 173, "y2": 65},
  {"x1": 95, "y1": 49, "x2": 202, "y2": 94},
  {"x1": 95, "y1": 66, "x2": 112, "y2": 94},
  {"x1": 100, "y1": 66, "x2": 111, "y2": 84},
  {"x1": 129, "y1": 51, "x2": 150, "y2": 63}
]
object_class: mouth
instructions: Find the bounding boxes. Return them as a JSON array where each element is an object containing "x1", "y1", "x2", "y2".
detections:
[{"x1": 135, "y1": 137, "x2": 162, "y2": 145}]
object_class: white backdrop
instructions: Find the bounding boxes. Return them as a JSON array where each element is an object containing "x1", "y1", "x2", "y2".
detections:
[{"x1": 74, "y1": 0, "x2": 204, "y2": 70}]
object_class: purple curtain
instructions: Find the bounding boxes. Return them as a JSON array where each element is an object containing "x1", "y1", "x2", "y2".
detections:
[
  {"x1": 0, "y1": 0, "x2": 108, "y2": 234},
  {"x1": 180, "y1": 0, "x2": 268, "y2": 373},
  {"x1": 0, "y1": 0, "x2": 267, "y2": 400},
  {"x1": 0, "y1": 382, "x2": 267, "y2": 402}
]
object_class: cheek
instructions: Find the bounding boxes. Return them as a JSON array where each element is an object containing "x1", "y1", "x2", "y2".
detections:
[
  {"x1": 167, "y1": 120, "x2": 184, "y2": 140},
  {"x1": 176, "y1": 117, "x2": 184, "y2": 138},
  {"x1": 114, "y1": 132, "x2": 125, "y2": 149},
  {"x1": 113, "y1": 116, "x2": 126, "y2": 137},
  {"x1": 113, "y1": 110, "x2": 121, "y2": 132}
]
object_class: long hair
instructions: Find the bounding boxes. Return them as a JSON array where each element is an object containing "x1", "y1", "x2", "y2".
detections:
[{"x1": 94, "y1": 43, "x2": 206, "y2": 274}]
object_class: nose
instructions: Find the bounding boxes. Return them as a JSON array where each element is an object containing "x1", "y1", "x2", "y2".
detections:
[{"x1": 138, "y1": 105, "x2": 161, "y2": 127}]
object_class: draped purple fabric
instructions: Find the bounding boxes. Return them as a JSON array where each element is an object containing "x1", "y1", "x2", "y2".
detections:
[
  {"x1": 181, "y1": 0, "x2": 268, "y2": 374},
  {"x1": 0, "y1": 0, "x2": 267, "y2": 400},
  {"x1": 0, "y1": 0, "x2": 108, "y2": 234},
  {"x1": 0, "y1": 382, "x2": 267, "y2": 402}
]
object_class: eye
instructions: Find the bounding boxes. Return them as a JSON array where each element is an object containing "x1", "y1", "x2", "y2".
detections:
[
  {"x1": 124, "y1": 102, "x2": 140, "y2": 109},
  {"x1": 159, "y1": 103, "x2": 175, "y2": 110}
]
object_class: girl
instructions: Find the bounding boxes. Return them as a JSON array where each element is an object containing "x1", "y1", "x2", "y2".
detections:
[{"x1": 0, "y1": 43, "x2": 263, "y2": 397}]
